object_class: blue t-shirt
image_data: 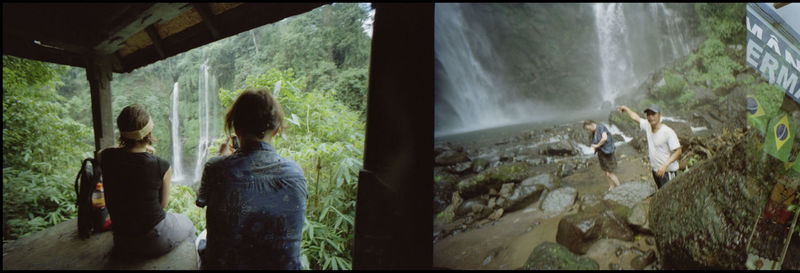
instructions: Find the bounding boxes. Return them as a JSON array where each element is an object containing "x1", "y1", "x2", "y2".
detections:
[{"x1": 592, "y1": 123, "x2": 615, "y2": 154}]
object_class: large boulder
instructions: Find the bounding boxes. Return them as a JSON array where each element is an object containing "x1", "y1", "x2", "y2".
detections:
[
  {"x1": 603, "y1": 181, "x2": 656, "y2": 208},
  {"x1": 662, "y1": 120, "x2": 693, "y2": 145},
  {"x1": 542, "y1": 141, "x2": 576, "y2": 157},
  {"x1": 500, "y1": 174, "x2": 555, "y2": 212},
  {"x1": 627, "y1": 200, "x2": 652, "y2": 234},
  {"x1": 456, "y1": 162, "x2": 531, "y2": 199},
  {"x1": 435, "y1": 150, "x2": 469, "y2": 166},
  {"x1": 541, "y1": 187, "x2": 577, "y2": 213},
  {"x1": 649, "y1": 132, "x2": 794, "y2": 269},
  {"x1": 556, "y1": 208, "x2": 634, "y2": 255},
  {"x1": 519, "y1": 242, "x2": 599, "y2": 270}
]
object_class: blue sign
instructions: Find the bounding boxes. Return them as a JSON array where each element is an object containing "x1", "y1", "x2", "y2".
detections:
[{"x1": 746, "y1": 4, "x2": 800, "y2": 104}]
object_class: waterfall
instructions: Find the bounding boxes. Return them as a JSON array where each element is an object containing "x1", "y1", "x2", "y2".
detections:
[
  {"x1": 594, "y1": 3, "x2": 635, "y2": 106},
  {"x1": 170, "y1": 82, "x2": 185, "y2": 182},
  {"x1": 434, "y1": 3, "x2": 701, "y2": 137},
  {"x1": 594, "y1": 3, "x2": 697, "y2": 107},
  {"x1": 193, "y1": 59, "x2": 217, "y2": 183},
  {"x1": 434, "y1": 4, "x2": 557, "y2": 137}
]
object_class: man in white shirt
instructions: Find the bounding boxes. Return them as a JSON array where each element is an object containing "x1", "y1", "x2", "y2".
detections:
[{"x1": 618, "y1": 104, "x2": 682, "y2": 188}]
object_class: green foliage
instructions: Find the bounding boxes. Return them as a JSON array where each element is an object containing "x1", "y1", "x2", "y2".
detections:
[
  {"x1": 750, "y1": 82, "x2": 785, "y2": 118},
  {"x1": 3, "y1": 56, "x2": 91, "y2": 240},
  {"x1": 166, "y1": 184, "x2": 205, "y2": 236},
  {"x1": 694, "y1": 3, "x2": 746, "y2": 44},
  {"x1": 332, "y1": 68, "x2": 369, "y2": 115},
  {"x1": 682, "y1": 38, "x2": 743, "y2": 91}
]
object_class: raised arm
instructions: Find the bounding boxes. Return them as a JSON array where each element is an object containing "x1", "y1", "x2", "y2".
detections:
[{"x1": 618, "y1": 105, "x2": 641, "y2": 123}]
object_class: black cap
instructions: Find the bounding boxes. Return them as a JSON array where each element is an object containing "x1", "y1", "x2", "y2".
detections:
[{"x1": 644, "y1": 104, "x2": 661, "y2": 114}]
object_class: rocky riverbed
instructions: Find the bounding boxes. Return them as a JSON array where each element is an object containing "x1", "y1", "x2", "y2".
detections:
[{"x1": 432, "y1": 99, "x2": 751, "y2": 270}]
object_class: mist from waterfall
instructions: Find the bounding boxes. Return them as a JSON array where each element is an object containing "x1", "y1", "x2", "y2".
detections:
[
  {"x1": 434, "y1": 3, "x2": 702, "y2": 137},
  {"x1": 170, "y1": 82, "x2": 185, "y2": 182},
  {"x1": 434, "y1": 3, "x2": 561, "y2": 137}
]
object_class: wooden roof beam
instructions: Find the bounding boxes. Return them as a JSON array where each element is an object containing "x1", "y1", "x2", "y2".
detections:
[
  {"x1": 93, "y1": 3, "x2": 192, "y2": 55},
  {"x1": 144, "y1": 25, "x2": 166, "y2": 59},
  {"x1": 193, "y1": 3, "x2": 221, "y2": 40}
]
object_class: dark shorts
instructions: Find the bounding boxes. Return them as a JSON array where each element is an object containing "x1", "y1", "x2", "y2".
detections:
[
  {"x1": 598, "y1": 152, "x2": 616, "y2": 172},
  {"x1": 652, "y1": 170, "x2": 678, "y2": 189}
]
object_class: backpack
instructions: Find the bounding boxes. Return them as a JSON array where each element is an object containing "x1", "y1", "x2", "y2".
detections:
[{"x1": 74, "y1": 157, "x2": 102, "y2": 238}]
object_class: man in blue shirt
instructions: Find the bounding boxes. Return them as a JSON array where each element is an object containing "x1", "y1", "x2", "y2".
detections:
[{"x1": 584, "y1": 120, "x2": 621, "y2": 191}]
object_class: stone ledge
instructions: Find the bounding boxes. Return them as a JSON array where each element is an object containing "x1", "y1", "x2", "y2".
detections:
[{"x1": 3, "y1": 218, "x2": 198, "y2": 270}]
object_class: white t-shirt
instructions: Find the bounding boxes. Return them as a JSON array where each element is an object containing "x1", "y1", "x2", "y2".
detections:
[{"x1": 639, "y1": 118, "x2": 681, "y2": 172}]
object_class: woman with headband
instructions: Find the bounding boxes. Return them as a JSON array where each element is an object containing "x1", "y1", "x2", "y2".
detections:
[{"x1": 99, "y1": 104, "x2": 195, "y2": 258}]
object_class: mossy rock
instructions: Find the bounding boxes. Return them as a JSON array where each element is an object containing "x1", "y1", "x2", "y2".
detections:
[
  {"x1": 457, "y1": 162, "x2": 531, "y2": 199},
  {"x1": 520, "y1": 241, "x2": 599, "y2": 270}
]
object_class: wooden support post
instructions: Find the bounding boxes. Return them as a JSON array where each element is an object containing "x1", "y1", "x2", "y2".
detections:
[
  {"x1": 193, "y1": 3, "x2": 221, "y2": 40},
  {"x1": 86, "y1": 55, "x2": 115, "y2": 154},
  {"x1": 353, "y1": 4, "x2": 433, "y2": 269}
]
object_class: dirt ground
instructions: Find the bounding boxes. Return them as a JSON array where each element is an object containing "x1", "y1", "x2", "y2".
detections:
[{"x1": 433, "y1": 144, "x2": 659, "y2": 270}]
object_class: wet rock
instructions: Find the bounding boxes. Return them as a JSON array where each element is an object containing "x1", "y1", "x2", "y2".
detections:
[
  {"x1": 435, "y1": 192, "x2": 462, "y2": 225},
  {"x1": 499, "y1": 150, "x2": 516, "y2": 162},
  {"x1": 435, "y1": 150, "x2": 469, "y2": 166},
  {"x1": 556, "y1": 209, "x2": 634, "y2": 255},
  {"x1": 541, "y1": 187, "x2": 577, "y2": 213},
  {"x1": 630, "y1": 249, "x2": 656, "y2": 269},
  {"x1": 433, "y1": 172, "x2": 459, "y2": 214},
  {"x1": 650, "y1": 132, "x2": 782, "y2": 269},
  {"x1": 662, "y1": 120, "x2": 693, "y2": 143},
  {"x1": 603, "y1": 181, "x2": 656, "y2": 208},
  {"x1": 520, "y1": 242, "x2": 599, "y2": 270},
  {"x1": 433, "y1": 141, "x2": 453, "y2": 158},
  {"x1": 488, "y1": 208, "x2": 504, "y2": 221},
  {"x1": 449, "y1": 162, "x2": 472, "y2": 174},
  {"x1": 557, "y1": 161, "x2": 577, "y2": 177},
  {"x1": 498, "y1": 183, "x2": 514, "y2": 199},
  {"x1": 501, "y1": 175, "x2": 552, "y2": 212},
  {"x1": 456, "y1": 162, "x2": 531, "y2": 199},
  {"x1": 609, "y1": 262, "x2": 621, "y2": 270},
  {"x1": 456, "y1": 198, "x2": 487, "y2": 218},
  {"x1": 542, "y1": 141, "x2": 576, "y2": 156},
  {"x1": 471, "y1": 158, "x2": 489, "y2": 173},
  {"x1": 645, "y1": 237, "x2": 655, "y2": 246},
  {"x1": 627, "y1": 200, "x2": 651, "y2": 234}
]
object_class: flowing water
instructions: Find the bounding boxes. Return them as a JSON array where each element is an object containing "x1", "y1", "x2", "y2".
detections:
[
  {"x1": 434, "y1": 3, "x2": 702, "y2": 137},
  {"x1": 192, "y1": 59, "x2": 218, "y2": 184},
  {"x1": 170, "y1": 82, "x2": 185, "y2": 182}
]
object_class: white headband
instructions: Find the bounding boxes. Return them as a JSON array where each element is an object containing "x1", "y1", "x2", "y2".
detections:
[{"x1": 120, "y1": 118, "x2": 154, "y2": 140}]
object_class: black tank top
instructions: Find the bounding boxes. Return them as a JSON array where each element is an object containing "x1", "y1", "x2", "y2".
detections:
[{"x1": 100, "y1": 148, "x2": 170, "y2": 237}]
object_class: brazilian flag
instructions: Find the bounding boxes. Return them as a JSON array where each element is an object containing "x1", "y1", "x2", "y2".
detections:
[
  {"x1": 764, "y1": 112, "x2": 794, "y2": 162},
  {"x1": 747, "y1": 95, "x2": 768, "y2": 134}
]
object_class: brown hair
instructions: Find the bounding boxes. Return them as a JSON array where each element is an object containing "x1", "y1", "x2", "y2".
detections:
[
  {"x1": 116, "y1": 104, "x2": 156, "y2": 148},
  {"x1": 224, "y1": 88, "x2": 285, "y2": 139},
  {"x1": 583, "y1": 120, "x2": 596, "y2": 127}
]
